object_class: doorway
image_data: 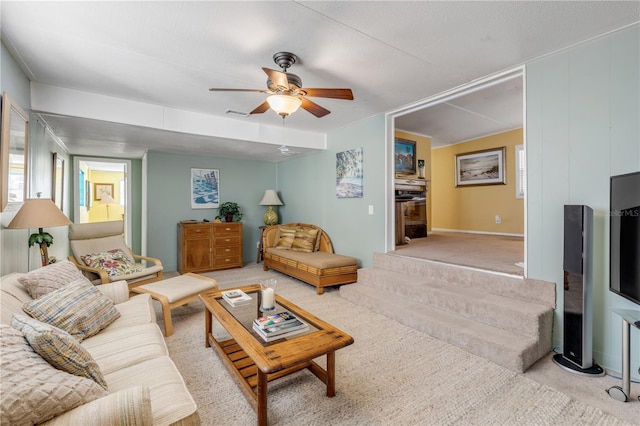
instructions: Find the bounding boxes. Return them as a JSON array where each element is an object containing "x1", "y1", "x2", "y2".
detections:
[
  {"x1": 386, "y1": 67, "x2": 526, "y2": 276},
  {"x1": 73, "y1": 157, "x2": 132, "y2": 245}
]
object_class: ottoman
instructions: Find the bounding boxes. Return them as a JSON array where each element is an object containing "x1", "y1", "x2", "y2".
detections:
[{"x1": 131, "y1": 272, "x2": 218, "y2": 336}]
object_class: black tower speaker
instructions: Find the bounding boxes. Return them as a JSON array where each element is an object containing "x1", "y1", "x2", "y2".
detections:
[{"x1": 553, "y1": 205, "x2": 604, "y2": 376}]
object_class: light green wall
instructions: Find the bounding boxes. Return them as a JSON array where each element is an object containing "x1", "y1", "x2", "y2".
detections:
[
  {"x1": 146, "y1": 151, "x2": 277, "y2": 271},
  {"x1": 526, "y1": 24, "x2": 640, "y2": 373},
  {"x1": 278, "y1": 114, "x2": 387, "y2": 267}
]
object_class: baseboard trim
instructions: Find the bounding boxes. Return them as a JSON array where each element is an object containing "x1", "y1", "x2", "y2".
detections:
[{"x1": 430, "y1": 228, "x2": 524, "y2": 238}]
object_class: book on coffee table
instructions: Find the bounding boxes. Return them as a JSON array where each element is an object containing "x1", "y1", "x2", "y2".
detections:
[
  {"x1": 252, "y1": 319, "x2": 308, "y2": 342},
  {"x1": 222, "y1": 289, "x2": 252, "y2": 307},
  {"x1": 254, "y1": 311, "x2": 298, "y2": 329}
]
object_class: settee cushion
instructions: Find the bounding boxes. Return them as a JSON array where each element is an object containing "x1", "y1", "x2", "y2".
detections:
[
  {"x1": 11, "y1": 314, "x2": 108, "y2": 389},
  {"x1": 291, "y1": 228, "x2": 319, "y2": 253},
  {"x1": 266, "y1": 247, "x2": 357, "y2": 269},
  {"x1": 81, "y1": 249, "x2": 143, "y2": 276},
  {"x1": 17, "y1": 260, "x2": 86, "y2": 299},
  {"x1": 0, "y1": 324, "x2": 107, "y2": 425},
  {"x1": 273, "y1": 226, "x2": 298, "y2": 249},
  {"x1": 23, "y1": 278, "x2": 121, "y2": 341}
]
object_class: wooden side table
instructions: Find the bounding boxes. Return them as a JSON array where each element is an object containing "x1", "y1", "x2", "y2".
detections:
[{"x1": 256, "y1": 225, "x2": 267, "y2": 263}]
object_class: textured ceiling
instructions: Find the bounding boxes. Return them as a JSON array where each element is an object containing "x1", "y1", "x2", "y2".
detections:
[{"x1": 1, "y1": 1, "x2": 638, "y2": 160}]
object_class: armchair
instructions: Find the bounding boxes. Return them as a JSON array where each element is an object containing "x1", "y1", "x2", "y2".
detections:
[{"x1": 68, "y1": 220, "x2": 163, "y2": 289}]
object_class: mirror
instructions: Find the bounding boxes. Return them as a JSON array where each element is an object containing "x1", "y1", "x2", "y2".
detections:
[
  {"x1": 1, "y1": 92, "x2": 29, "y2": 212},
  {"x1": 52, "y1": 152, "x2": 64, "y2": 210}
]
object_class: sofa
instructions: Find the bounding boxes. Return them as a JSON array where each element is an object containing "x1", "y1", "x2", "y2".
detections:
[
  {"x1": 0, "y1": 261, "x2": 201, "y2": 425},
  {"x1": 262, "y1": 223, "x2": 358, "y2": 295}
]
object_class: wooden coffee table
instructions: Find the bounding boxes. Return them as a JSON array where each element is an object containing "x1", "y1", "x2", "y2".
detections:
[{"x1": 200, "y1": 284, "x2": 354, "y2": 426}]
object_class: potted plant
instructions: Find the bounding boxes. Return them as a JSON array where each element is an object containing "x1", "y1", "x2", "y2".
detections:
[{"x1": 217, "y1": 202, "x2": 243, "y2": 222}]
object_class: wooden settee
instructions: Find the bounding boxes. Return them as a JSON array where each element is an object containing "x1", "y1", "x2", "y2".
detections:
[{"x1": 262, "y1": 223, "x2": 358, "y2": 295}]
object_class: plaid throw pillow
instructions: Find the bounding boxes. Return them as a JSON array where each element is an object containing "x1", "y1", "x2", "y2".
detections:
[
  {"x1": 81, "y1": 249, "x2": 142, "y2": 276},
  {"x1": 11, "y1": 314, "x2": 107, "y2": 389},
  {"x1": 22, "y1": 278, "x2": 121, "y2": 341}
]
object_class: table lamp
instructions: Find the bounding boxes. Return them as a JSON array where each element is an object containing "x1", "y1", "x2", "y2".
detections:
[
  {"x1": 7, "y1": 198, "x2": 72, "y2": 266},
  {"x1": 259, "y1": 190, "x2": 283, "y2": 226}
]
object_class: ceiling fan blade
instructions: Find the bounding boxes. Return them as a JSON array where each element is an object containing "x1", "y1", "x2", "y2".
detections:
[
  {"x1": 262, "y1": 67, "x2": 289, "y2": 89},
  {"x1": 300, "y1": 97, "x2": 331, "y2": 118},
  {"x1": 302, "y1": 88, "x2": 354, "y2": 100},
  {"x1": 209, "y1": 88, "x2": 270, "y2": 93},
  {"x1": 250, "y1": 101, "x2": 270, "y2": 115}
]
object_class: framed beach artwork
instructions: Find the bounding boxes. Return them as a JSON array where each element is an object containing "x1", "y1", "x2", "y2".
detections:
[
  {"x1": 94, "y1": 183, "x2": 114, "y2": 201},
  {"x1": 336, "y1": 147, "x2": 363, "y2": 198},
  {"x1": 455, "y1": 147, "x2": 506, "y2": 187},
  {"x1": 191, "y1": 168, "x2": 219, "y2": 208}
]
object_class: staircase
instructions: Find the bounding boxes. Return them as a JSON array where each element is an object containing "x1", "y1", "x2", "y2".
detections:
[{"x1": 340, "y1": 253, "x2": 556, "y2": 373}]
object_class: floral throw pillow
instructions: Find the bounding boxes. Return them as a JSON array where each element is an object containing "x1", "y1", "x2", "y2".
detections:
[{"x1": 81, "y1": 249, "x2": 142, "y2": 276}]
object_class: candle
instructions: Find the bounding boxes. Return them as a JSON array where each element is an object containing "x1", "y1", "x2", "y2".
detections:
[{"x1": 261, "y1": 287, "x2": 275, "y2": 310}]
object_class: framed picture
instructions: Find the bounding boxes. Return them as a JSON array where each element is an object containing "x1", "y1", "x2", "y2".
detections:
[
  {"x1": 191, "y1": 168, "x2": 219, "y2": 209},
  {"x1": 455, "y1": 147, "x2": 506, "y2": 187},
  {"x1": 394, "y1": 138, "x2": 416, "y2": 175},
  {"x1": 52, "y1": 152, "x2": 64, "y2": 210},
  {"x1": 336, "y1": 147, "x2": 363, "y2": 198},
  {"x1": 94, "y1": 183, "x2": 114, "y2": 201}
]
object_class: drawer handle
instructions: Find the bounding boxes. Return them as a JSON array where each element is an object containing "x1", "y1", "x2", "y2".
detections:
[
  {"x1": 225, "y1": 249, "x2": 230, "y2": 252},
  {"x1": 224, "y1": 227, "x2": 231, "y2": 231},
  {"x1": 225, "y1": 259, "x2": 230, "y2": 262},
  {"x1": 195, "y1": 229, "x2": 202, "y2": 233}
]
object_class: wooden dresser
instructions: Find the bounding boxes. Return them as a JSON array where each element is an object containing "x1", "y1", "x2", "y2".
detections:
[{"x1": 177, "y1": 222, "x2": 243, "y2": 274}]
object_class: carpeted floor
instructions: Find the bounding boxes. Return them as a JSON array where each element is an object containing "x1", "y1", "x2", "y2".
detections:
[
  {"x1": 160, "y1": 264, "x2": 639, "y2": 425},
  {"x1": 392, "y1": 231, "x2": 525, "y2": 276}
]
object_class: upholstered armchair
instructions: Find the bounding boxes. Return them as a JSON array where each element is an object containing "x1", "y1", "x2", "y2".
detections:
[{"x1": 68, "y1": 220, "x2": 163, "y2": 289}]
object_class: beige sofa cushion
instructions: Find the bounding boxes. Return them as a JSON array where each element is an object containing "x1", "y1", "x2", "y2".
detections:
[
  {"x1": 1, "y1": 273, "x2": 33, "y2": 324},
  {"x1": 0, "y1": 325, "x2": 107, "y2": 425},
  {"x1": 11, "y1": 314, "x2": 107, "y2": 389},
  {"x1": 23, "y1": 278, "x2": 121, "y2": 341},
  {"x1": 105, "y1": 356, "x2": 198, "y2": 426},
  {"x1": 39, "y1": 386, "x2": 152, "y2": 426},
  {"x1": 17, "y1": 260, "x2": 87, "y2": 299}
]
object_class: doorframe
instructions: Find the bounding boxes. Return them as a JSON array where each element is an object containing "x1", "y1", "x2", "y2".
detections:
[
  {"x1": 73, "y1": 156, "x2": 133, "y2": 245},
  {"x1": 384, "y1": 66, "x2": 527, "y2": 275}
]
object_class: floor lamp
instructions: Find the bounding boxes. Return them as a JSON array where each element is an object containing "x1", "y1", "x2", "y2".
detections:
[
  {"x1": 100, "y1": 194, "x2": 116, "y2": 220},
  {"x1": 7, "y1": 198, "x2": 72, "y2": 267}
]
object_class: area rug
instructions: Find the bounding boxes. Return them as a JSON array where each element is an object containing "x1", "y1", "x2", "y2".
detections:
[{"x1": 161, "y1": 265, "x2": 632, "y2": 425}]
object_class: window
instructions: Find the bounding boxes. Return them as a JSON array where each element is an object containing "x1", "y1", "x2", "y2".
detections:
[{"x1": 515, "y1": 144, "x2": 525, "y2": 199}]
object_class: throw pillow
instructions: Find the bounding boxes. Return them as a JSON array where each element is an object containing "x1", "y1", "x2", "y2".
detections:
[
  {"x1": 17, "y1": 259, "x2": 87, "y2": 299},
  {"x1": 290, "y1": 228, "x2": 319, "y2": 253},
  {"x1": 11, "y1": 314, "x2": 108, "y2": 389},
  {"x1": 274, "y1": 226, "x2": 298, "y2": 250},
  {"x1": 0, "y1": 324, "x2": 107, "y2": 425},
  {"x1": 22, "y1": 278, "x2": 121, "y2": 341},
  {"x1": 81, "y1": 249, "x2": 142, "y2": 276}
]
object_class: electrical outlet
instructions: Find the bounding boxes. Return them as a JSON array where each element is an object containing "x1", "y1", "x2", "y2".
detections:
[{"x1": 495, "y1": 215, "x2": 501, "y2": 224}]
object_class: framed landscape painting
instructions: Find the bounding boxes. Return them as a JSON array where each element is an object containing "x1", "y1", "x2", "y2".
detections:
[
  {"x1": 191, "y1": 168, "x2": 219, "y2": 208},
  {"x1": 336, "y1": 147, "x2": 363, "y2": 198},
  {"x1": 455, "y1": 147, "x2": 506, "y2": 187}
]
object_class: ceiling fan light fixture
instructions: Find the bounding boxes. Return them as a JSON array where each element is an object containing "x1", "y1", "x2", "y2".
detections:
[{"x1": 266, "y1": 94, "x2": 302, "y2": 117}]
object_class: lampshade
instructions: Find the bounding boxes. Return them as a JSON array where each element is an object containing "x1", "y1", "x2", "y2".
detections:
[
  {"x1": 100, "y1": 194, "x2": 116, "y2": 204},
  {"x1": 266, "y1": 95, "x2": 302, "y2": 117},
  {"x1": 259, "y1": 190, "x2": 283, "y2": 206},
  {"x1": 7, "y1": 198, "x2": 71, "y2": 229}
]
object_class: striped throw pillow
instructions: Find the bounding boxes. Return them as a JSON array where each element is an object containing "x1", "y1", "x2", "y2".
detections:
[
  {"x1": 290, "y1": 228, "x2": 319, "y2": 253},
  {"x1": 22, "y1": 278, "x2": 121, "y2": 341},
  {"x1": 11, "y1": 314, "x2": 107, "y2": 389}
]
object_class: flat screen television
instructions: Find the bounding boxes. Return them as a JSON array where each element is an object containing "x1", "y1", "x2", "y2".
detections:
[
  {"x1": 395, "y1": 138, "x2": 416, "y2": 175},
  {"x1": 610, "y1": 171, "x2": 640, "y2": 306}
]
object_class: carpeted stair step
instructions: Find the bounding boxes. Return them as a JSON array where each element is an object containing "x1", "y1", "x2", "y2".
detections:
[
  {"x1": 373, "y1": 252, "x2": 555, "y2": 308},
  {"x1": 340, "y1": 283, "x2": 542, "y2": 373},
  {"x1": 357, "y1": 267, "x2": 553, "y2": 339}
]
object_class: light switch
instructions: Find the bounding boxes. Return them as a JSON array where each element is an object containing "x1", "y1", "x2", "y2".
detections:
[{"x1": 368, "y1": 205, "x2": 374, "y2": 215}]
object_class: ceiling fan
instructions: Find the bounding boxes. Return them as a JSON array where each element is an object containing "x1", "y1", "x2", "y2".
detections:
[{"x1": 209, "y1": 52, "x2": 353, "y2": 118}]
